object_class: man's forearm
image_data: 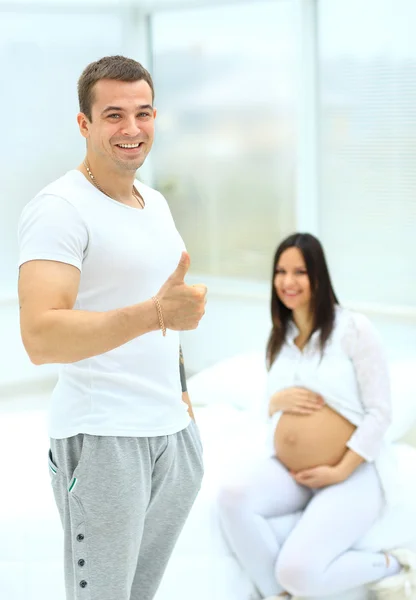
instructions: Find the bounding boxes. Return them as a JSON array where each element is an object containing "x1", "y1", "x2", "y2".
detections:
[
  {"x1": 179, "y1": 345, "x2": 195, "y2": 421},
  {"x1": 182, "y1": 391, "x2": 195, "y2": 421},
  {"x1": 23, "y1": 300, "x2": 159, "y2": 365}
]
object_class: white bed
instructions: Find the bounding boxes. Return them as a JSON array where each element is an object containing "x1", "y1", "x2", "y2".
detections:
[{"x1": 1, "y1": 353, "x2": 416, "y2": 600}]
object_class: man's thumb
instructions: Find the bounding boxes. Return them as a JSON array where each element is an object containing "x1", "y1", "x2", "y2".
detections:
[{"x1": 171, "y1": 251, "x2": 190, "y2": 281}]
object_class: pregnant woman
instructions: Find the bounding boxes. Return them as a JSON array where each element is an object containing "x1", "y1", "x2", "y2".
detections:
[{"x1": 218, "y1": 233, "x2": 416, "y2": 600}]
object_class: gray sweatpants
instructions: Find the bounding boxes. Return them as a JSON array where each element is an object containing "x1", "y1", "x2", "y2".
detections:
[{"x1": 48, "y1": 420, "x2": 204, "y2": 600}]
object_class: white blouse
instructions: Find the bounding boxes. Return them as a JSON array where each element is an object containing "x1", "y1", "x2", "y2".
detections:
[{"x1": 265, "y1": 306, "x2": 398, "y2": 504}]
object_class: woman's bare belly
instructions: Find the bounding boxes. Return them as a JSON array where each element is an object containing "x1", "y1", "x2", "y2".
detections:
[{"x1": 274, "y1": 404, "x2": 356, "y2": 472}]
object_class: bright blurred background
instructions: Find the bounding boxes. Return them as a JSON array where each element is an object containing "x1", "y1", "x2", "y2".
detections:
[
  {"x1": 1, "y1": 3, "x2": 416, "y2": 599},
  {"x1": 1, "y1": 0, "x2": 416, "y2": 397}
]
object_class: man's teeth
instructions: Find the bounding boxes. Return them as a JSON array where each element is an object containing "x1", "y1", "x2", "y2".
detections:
[{"x1": 118, "y1": 143, "x2": 140, "y2": 148}]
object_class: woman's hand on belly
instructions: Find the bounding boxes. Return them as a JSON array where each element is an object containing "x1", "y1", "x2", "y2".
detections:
[
  {"x1": 269, "y1": 386, "x2": 325, "y2": 417},
  {"x1": 291, "y1": 464, "x2": 346, "y2": 489},
  {"x1": 291, "y1": 448, "x2": 365, "y2": 489}
]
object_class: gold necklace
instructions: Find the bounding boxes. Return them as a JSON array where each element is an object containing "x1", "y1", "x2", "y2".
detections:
[{"x1": 83, "y1": 160, "x2": 145, "y2": 209}]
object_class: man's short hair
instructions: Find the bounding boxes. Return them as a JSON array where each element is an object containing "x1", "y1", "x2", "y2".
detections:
[{"x1": 78, "y1": 55, "x2": 155, "y2": 121}]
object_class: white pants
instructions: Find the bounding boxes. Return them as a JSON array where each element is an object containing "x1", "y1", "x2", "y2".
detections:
[{"x1": 217, "y1": 458, "x2": 399, "y2": 598}]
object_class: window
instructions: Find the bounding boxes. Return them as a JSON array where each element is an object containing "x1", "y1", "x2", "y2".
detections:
[
  {"x1": 318, "y1": 0, "x2": 416, "y2": 309},
  {"x1": 151, "y1": 0, "x2": 296, "y2": 280}
]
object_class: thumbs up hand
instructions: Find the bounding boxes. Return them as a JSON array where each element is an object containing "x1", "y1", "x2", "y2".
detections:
[{"x1": 156, "y1": 251, "x2": 207, "y2": 331}]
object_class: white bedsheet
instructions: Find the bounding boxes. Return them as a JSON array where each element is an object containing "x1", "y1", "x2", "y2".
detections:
[{"x1": 1, "y1": 405, "x2": 416, "y2": 600}]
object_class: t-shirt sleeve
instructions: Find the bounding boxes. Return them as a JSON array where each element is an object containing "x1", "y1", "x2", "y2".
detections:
[{"x1": 18, "y1": 194, "x2": 89, "y2": 272}]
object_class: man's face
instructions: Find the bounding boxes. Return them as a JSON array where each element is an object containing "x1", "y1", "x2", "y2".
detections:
[{"x1": 79, "y1": 78, "x2": 156, "y2": 172}]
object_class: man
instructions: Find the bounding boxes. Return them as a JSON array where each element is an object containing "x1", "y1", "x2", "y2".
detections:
[{"x1": 17, "y1": 55, "x2": 206, "y2": 600}]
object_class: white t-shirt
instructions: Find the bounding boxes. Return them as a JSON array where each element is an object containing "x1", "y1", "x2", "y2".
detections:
[{"x1": 18, "y1": 170, "x2": 190, "y2": 439}]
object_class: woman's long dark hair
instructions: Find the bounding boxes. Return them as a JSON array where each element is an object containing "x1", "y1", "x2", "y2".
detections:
[{"x1": 266, "y1": 233, "x2": 339, "y2": 369}]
